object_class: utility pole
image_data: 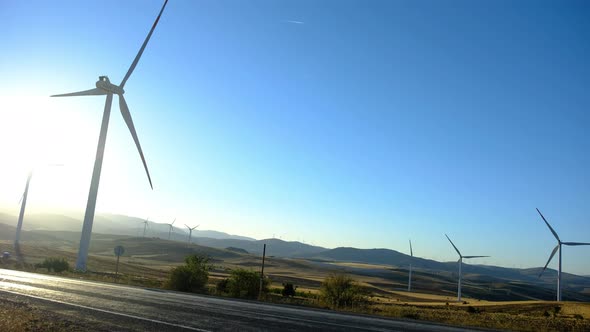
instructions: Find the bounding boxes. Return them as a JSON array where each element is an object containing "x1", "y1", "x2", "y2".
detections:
[{"x1": 259, "y1": 243, "x2": 266, "y2": 300}]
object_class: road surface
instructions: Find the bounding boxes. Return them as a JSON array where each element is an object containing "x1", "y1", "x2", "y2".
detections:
[{"x1": 0, "y1": 269, "x2": 486, "y2": 331}]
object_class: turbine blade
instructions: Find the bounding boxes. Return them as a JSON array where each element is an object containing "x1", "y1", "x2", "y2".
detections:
[
  {"x1": 118, "y1": 95, "x2": 153, "y2": 189},
  {"x1": 463, "y1": 255, "x2": 489, "y2": 259},
  {"x1": 171, "y1": 218, "x2": 176, "y2": 225},
  {"x1": 562, "y1": 242, "x2": 590, "y2": 246},
  {"x1": 539, "y1": 244, "x2": 559, "y2": 277},
  {"x1": 51, "y1": 88, "x2": 107, "y2": 97},
  {"x1": 409, "y1": 239, "x2": 413, "y2": 257},
  {"x1": 120, "y1": 0, "x2": 169, "y2": 88},
  {"x1": 536, "y1": 208, "x2": 560, "y2": 241},
  {"x1": 445, "y1": 234, "x2": 462, "y2": 257}
]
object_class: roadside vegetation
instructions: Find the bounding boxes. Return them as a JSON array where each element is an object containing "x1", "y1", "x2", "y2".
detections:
[
  {"x1": 2, "y1": 243, "x2": 589, "y2": 332},
  {"x1": 165, "y1": 254, "x2": 211, "y2": 293},
  {"x1": 35, "y1": 257, "x2": 70, "y2": 273}
]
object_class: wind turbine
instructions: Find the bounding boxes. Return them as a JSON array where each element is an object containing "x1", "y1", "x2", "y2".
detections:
[
  {"x1": 14, "y1": 170, "x2": 33, "y2": 247},
  {"x1": 536, "y1": 208, "x2": 590, "y2": 301},
  {"x1": 185, "y1": 224, "x2": 199, "y2": 244},
  {"x1": 408, "y1": 239, "x2": 413, "y2": 292},
  {"x1": 445, "y1": 234, "x2": 489, "y2": 302},
  {"x1": 142, "y1": 218, "x2": 150, "y2": 238},
  {"x1": 51, "y1": 1, "x2": 169, "y2": 271},
  {"x1": 15, "y1": 164, "x2": 63, "y2": 247},
  {"x1": 167, "y1": 218, "x2": 176, "y2": 240}
]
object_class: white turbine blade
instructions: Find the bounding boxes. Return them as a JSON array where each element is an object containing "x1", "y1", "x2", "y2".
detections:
[
  {"x1": 171, "y1": 218, "x2": 176, "y2": 226},
  {"x1": 562, "y1": 242, "x2": 590, "y2": 246},
  {"x1": 409, "y1": 239, "x2": 413, "y2": 257},
  {"x1": 539, "y1": 244, "x2": 559, "y2": 277},
  {"x1": 445, "y1": 234, "x2": 462, "y2": 257},
  {"x1": 185, "y1": 224, "x2": 190, "y2": 229},
  {"x1": 463, "y1": 255, "x2": 489, "y2": 259},
  {"x1": 118, "y1": 95, "x2": 153, "y2": 189},
  {"x1": 536, "y1": 208, "x2": 560, "y2": 241},
  {"x1": 120, "y1": 0, "x2": 169, "y2": 88},
  {"x1": 51, "y1": 88, "x2": 106, "y2": 97}
]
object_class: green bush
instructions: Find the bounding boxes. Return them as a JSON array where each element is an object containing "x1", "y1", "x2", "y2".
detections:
[
  {"x1": 165, "y1": 254, "x2": 211, "y2": 293},
  {"x1": 36, "y1": 257, "x2": 70, "y2": 273},
  {"x1": 320, "y1": 274, "x2": 368, "y2": 308},
  {"x1": 216, "y1": 278, "x2": 229, "y2": 294},
  {"x1": 281, "y1": 283, "x2": 296, "y2": 297},
  {"x1": 226, "y1": 268, "x2": 269, "y2": 299}
]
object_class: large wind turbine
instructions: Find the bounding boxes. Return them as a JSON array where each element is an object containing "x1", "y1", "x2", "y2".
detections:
[
  {"x1": 445, "y1": 234, "x2": 489, "y2": 302},
  {"x1": 408, "y1": 239, "x2": 413, "y2": 292},
  {"x1": 536, "y1": 208, "x2": 590, "y2": 301},
  {"x1": 51, "y1": 1, "x2": 169, "y2": 271},
  {"x1": 167, "y1": 218, "x2": 176, "y2": 240},
  {"x1": 185, "y1": 224, "x2": 199, "y2": 244}
]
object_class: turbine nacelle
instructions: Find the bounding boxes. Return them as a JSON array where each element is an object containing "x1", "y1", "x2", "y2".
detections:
[{"x1": 96, "y1": 76, "x2": 125, "y2": 95}]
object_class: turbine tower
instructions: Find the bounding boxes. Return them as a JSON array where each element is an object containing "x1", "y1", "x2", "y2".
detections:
[
  {"x1": 51, "y1": 0, "x2": 169, "y2": 271},
  {"x1": 408, "y1": 239, "x2": 413, "y2": 292},
  {"x1": 14, "y1": 170, "x2": 33, "y2": 246},
  {"x1": 167, "y1": 218, "x2": 176, "y2": 240},
  {"x1": 185, "y1": 224, "x2": 199, "y2": 244},
  {"x1": 537, "y1": 208, "x2": 590, "y2": 301},
  {"x1": 15, "y1": 164, "x2": 63, "y2": 247},
  {"x1": 445, "y1": 234, "x2": 489, "y2": 302}
]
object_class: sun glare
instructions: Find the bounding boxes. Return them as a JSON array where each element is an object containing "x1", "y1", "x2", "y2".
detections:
[{"x1": 0, "y1": 95, "x2": 104, "y2": 212}]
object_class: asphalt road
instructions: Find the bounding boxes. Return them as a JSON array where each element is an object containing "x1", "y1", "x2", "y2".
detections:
[{"x1": 0, "y1": 269, "x2": 485, "y2": 331}]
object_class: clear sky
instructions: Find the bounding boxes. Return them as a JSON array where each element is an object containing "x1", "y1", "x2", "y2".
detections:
[{"x1": 1, "y1": 0, "x2": 589, "y2": 274}]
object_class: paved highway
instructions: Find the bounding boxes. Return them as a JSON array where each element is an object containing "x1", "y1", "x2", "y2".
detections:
[{"x1": 0, "y1": 269, "x2": 485, "y2": 331}]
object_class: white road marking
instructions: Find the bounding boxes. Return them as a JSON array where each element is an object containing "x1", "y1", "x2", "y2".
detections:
[{"x1": 0, "y1": 289, "x2": 211, "y2": 332}]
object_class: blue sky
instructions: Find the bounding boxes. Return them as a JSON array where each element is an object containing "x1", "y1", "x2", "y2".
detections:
[{"x1": 1, "y1": 0, "x2": 589, "y2": 274}]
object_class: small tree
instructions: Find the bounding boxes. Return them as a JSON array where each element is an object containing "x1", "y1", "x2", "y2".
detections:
[
  {"x1": 281, "y1": 283, "x2": 296, "y2": 297},
  {"x1": 226, "y1": 268, "x2": 269, "y2": 299},
  {"x1": 166, "y1": 254, "x2": 211, "y2": 293},
  {"x1": 320, "y1": 274, "x2": 368, "y2": 308}
]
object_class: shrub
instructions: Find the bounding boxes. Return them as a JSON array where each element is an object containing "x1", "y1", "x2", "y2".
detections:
[
  {"x1": 467, "y1": 306, "x2": 481, "y2": 314},
  {"x1": 226, "y1": 268, "x2": 269, "y2": 299},
  {"x1": 282, "y1": 283, "x2": 296, "y2": 297},
  {"x1": 165, "y1": 254, "x2": 211, "y2": 293},
  {"x1": 319, "y1": 274, "x2": 368, "y2": 308},
  {"x1": 36, "y1": 257, "x2": 69, "y2": 273},
  {"x1": 216, "y1": 278, "x2": 229, "y2": 294}
]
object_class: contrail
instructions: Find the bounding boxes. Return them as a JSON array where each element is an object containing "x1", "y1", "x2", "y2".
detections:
[{"x1": 284, "y1": 20, "x2": 305, "y2": 25}]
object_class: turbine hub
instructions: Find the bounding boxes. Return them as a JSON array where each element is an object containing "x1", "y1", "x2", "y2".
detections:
[{"x1": 96, "y1": 76, "x2": 125, "y2": 95}]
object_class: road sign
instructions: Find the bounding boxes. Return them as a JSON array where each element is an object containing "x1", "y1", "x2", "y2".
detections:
[{"x1": 114, "y1": 245, "x2": 125, "y2": 257}]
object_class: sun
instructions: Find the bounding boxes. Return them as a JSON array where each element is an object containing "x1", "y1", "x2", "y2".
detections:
[{"x1": 0, "y1": 95, "x2": 102, "y2": 212}]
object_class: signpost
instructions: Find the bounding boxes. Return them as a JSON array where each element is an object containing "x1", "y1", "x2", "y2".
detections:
[
  {"x1": 114, "y1": 245, "x2": 125, "y2": 282},
  {"x1": 259, "y1": 243, "x2": 266, "y2": 300}
]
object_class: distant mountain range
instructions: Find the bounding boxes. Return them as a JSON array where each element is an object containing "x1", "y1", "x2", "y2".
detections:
[{"x1": 0, "y1": 212, "x2": 254, "y2": 241}]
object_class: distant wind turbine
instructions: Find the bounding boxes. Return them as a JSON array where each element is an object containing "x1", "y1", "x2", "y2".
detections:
[
  {"x1": 185, "y1": 224, "x2": 199, "y2": 244},
  {"x1": 51, "y1": 0, "x2": 169, "y2": 271},
  {"x1": 167, "y1": 218, "x2": 176, "y2": 240},
  {"x1": 536, "y1": 208, "x2": 590, "y2": 301},
  {"x1": 408, "y1": 239, "x2": 413, "y2": 292},
  {"x1": 445, "y1": 234, "x2": 489, "y2": 302},
  {"x1": 142, "y1": 218, "x2": 150, "y2": 238}
]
